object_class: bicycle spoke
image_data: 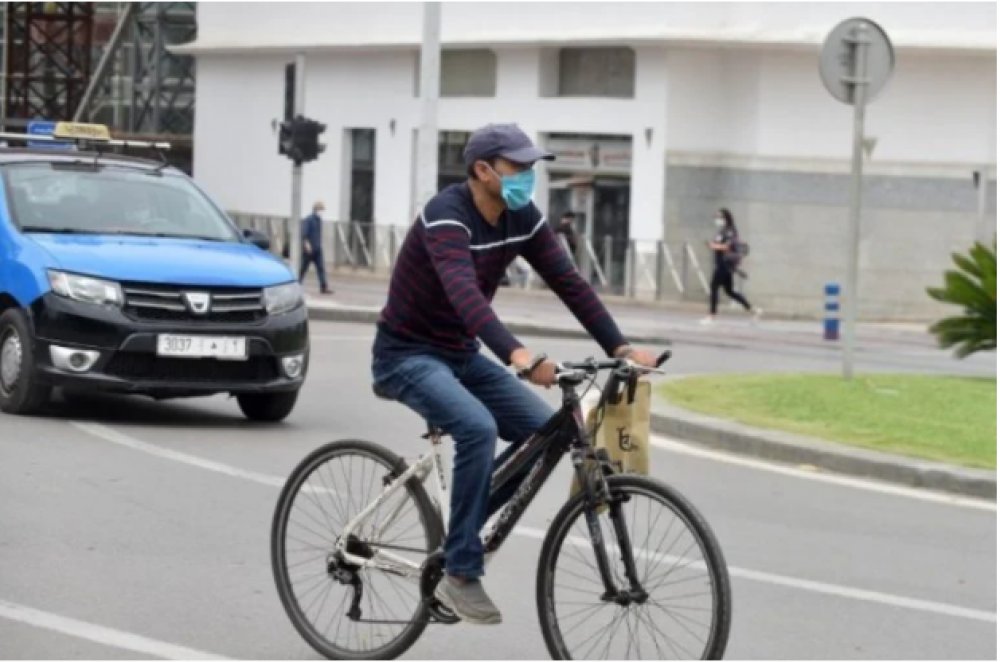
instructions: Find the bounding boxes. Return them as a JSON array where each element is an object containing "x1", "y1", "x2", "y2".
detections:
[
  {"x1": 302, "y1": 472, "x2": 341, "y2": 534},
  {"x1": 600, "y1": 609, "x2": 626, "y2": 660},
  {"x1": 631, "y1": 608, "x2": 644, "y2": 660},
  {"x1": 636, "y1": 607, "x2": 671, "y2": 660},
  {"x1": 284, "y1": 551, "x2": 328, "y2": 571},
  {"x1": 284, "y1": 534, "x2": 330, "y2": 552},
  {"x1": 314, "y1": 463, "x2": 348, "y2": 526},
  {"x1": 307, "y1": 576, "x2": 337, "y2": 623},
  {"x1": 289, "y1": 513, "x2": 337, "y2": 546},
  {"x1": 325, "y1": 591, "x2": 349, "y2": 642},
  {"x1": 560, "y1": 603, "x2": 611, "y2": 644},
  {"x1": 558, "y1": 563, "x2": 607, "y2": 586},
  {"x1": 578, "y1": 608, "x2": 623, "y2": 659},
  {"x1": 642, "y1": 605, "x2": 699, "y2": 659}
]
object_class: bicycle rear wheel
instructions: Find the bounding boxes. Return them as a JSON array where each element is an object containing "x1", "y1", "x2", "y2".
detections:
[
  {"x1": 537, "y1": 474, "x2": 732, "y2": 660},
  {"x1": 271, "y1": 439, "x2": 443, "y2": 660}
]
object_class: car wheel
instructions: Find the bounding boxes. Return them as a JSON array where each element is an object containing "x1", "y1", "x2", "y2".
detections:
[
  {"x1": 0, "y1": 309, "x2": 51, "y2": 415},
  {"x1": 236, "y1": 390, "x2": 299, "y2": 423}
]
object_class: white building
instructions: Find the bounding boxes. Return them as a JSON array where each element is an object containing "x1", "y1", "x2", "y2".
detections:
[{"x1": 180, "y1": 2, "x2": 997, "y2": 318}]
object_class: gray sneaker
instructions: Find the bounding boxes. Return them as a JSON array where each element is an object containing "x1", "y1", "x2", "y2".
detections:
[{"x1": 434, "y1": 576, "x2": 503, "y2": 625}]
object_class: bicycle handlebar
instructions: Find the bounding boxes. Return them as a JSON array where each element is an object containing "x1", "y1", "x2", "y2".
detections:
[
  {"x1": 517, "y1": 351, "x2": 672, "y2": 385},
  {"x1": 559, "y1": 350, "x2": 670, "y2": 373}
]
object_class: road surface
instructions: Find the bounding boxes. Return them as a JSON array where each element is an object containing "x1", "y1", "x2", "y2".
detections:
[{"x1": 1, "y1": 322, "x2": 995, "y2": 659}]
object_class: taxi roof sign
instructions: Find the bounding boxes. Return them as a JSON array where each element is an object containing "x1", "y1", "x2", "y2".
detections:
[
  {"x1": 0, "y1": 120, "x2": 171, "y2": 153},
  {"x1": 52, "y1": 121, "x2": 111, "y2": 142}
]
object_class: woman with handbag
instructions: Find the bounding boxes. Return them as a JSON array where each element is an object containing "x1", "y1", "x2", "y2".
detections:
[{"x1": 701, "y1": 208, "x2": 763, "y2": 325}]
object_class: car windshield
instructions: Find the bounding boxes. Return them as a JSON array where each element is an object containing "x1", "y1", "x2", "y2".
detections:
[{"x1": 2, "y1": 163, "x2": 239, "y2": 242}]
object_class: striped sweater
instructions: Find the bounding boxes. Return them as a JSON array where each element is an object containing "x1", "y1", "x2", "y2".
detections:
[{"x1": 374, "y1": 184, "x2": 627, "y2": 363}]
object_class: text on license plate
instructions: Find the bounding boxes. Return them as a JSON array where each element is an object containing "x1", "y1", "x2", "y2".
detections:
[{"x1": 156, "y1": 335, "x2": 248, "y2": 360}]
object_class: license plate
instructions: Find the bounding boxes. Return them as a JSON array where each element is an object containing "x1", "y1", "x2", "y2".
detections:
[{"x1": 156, "y1": 335, "x2": 247, "y2": 361}]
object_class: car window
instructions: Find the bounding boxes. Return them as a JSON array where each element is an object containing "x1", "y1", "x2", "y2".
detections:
[{"x1": 2, "y1": 163, "x2": 240, "y2": 241}]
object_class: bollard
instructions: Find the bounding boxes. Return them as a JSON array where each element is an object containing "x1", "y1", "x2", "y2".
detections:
[{"x1": 824, "y1": 283, "x2": 841, "y2": 340}]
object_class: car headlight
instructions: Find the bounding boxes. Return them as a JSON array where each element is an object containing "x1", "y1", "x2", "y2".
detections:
[
  {"x1": 264, "y1": 282, "x2": 303, "y2": 315},
  {"x1": 48, "y1": 270, "x2": 123, "y2": 306}
]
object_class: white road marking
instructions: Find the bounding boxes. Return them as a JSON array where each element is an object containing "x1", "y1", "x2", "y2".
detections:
[
  {"x1": 649, "y1": 434, "x2": 997, "y2": 512},
  {"x1": 71, "y1": 421, "x2": 997, "y2": 625},
  {"x1": 72, "y1": 422, "x2": 286, "y2": 488},
  {"x1": 514, "y1": 528, "x2": 997, "y2": 624},
  {"x1": 0, "y1": 598, "x2": 229, "y2": 660}
]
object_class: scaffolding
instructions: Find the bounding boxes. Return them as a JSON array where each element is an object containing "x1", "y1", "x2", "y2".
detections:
[
  {"x1": 2, "y1": 2, "x2": 94, "y2": 122},
  {"x1": 1, "y1": 2, "x2": 196, "y2": 170}
]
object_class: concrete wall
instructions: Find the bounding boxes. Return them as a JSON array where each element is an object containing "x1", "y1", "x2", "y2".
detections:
[
  {"x1": 664, "y1": 163, "x2": 996, "y2": 320},
  {"x1": 663, "y1": 49, "x2": 997, "y2": 164},
  {"x1": 194, "y1": 2, "x2": 996, "y2": 49}
]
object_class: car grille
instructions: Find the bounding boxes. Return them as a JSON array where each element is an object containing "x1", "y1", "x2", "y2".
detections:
[
  {"x1": 122, "y1": 283, "x2": 267, "y2": 324},
  {"x1": 105, "y1": 354, "x2": 279, "y2": 383}
]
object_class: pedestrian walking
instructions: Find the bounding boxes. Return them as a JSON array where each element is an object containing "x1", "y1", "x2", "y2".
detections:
[
  {"x1": 555, "y1": 211, "x2": 579, "y2": 261},
  {"x1": 701, "y1": 208, "x2": 762, "y2": 325},
  {"x1": 299, "y1": 201, "x2": 332, "y2": 295}
]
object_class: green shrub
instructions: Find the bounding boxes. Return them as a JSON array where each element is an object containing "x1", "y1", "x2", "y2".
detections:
[{"x1": 927, "y1": 239, "x2": 997, "y2": 358}]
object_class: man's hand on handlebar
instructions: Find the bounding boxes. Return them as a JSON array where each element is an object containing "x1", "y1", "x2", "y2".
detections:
[
  {"x1": 511, "y1": 348, "x2": 558, "y2": 388},
  {"x1": 614, "y1": 345, "x2": 660, "y2": 369}
]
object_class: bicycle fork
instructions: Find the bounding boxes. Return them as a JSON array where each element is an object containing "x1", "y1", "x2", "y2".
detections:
[{"x1": 572, "y1": 448, "x2": 648, "y2": 606}]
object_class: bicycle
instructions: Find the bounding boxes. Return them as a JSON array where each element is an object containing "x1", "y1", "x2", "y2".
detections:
[{"x1": 271, "y1": 351, "x2": 732, "y2": 660}]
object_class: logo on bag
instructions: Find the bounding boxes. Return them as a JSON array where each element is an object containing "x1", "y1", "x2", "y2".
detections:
[{"x1": 618, "y1": 426, "x2": 635, "y2": 452}]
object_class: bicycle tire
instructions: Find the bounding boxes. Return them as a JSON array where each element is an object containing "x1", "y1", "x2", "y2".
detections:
[
  {"x1": 271, "y1": 439, "x2": 444, "y2": 660},
  {"x1": 536, "y1": 474, "x2": 732, "y2": 660}
]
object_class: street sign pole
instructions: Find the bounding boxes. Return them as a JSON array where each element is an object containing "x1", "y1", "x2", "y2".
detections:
[
  {"x1": 290, "y1": 53, "x2": 306, "y2": 279},
  {"x1": 819, "y1": 17, "x2": 894, "y2": 381},
  {"x1": 843, "y1": 24, "x2": 869, "y2": 380}
]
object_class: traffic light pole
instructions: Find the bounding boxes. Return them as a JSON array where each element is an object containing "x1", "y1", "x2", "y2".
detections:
[
  {"x1": 289, "y1": 53, "x2": 306, "y2": 280},
  {"x1": 415, "y1": 2, "x2": 441, "y2": 209}
]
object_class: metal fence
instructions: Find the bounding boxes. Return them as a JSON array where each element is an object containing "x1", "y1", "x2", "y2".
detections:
[{"x1": 229, "y1": 211, "x2": 712, "y2": 302}]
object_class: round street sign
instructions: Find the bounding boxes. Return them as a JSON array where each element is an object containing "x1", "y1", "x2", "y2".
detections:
[{"x1": 819, "y1": 17, "x2": 895, "y2": 105}]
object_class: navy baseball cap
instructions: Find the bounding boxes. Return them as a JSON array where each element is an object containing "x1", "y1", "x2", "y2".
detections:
[{"x1": 463, "y1": 123, "x2": 555, "y2": 168}]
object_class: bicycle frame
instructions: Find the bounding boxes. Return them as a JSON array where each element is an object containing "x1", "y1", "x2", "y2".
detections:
[{"x1": 334, "y1": 377, "x2": 632, "y2": 597}]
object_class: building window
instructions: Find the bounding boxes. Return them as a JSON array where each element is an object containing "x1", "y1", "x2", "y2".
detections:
[
  {"x1": 557, "y1": 47, "x2": 636, "y2": 99},
  {"x1": 349, "y1": 129, "x2": 376, "y2": 225},
  {"x1": 415, "y1": 49, "x2": 497, "y2": 98},
  {"x1": 438, "y1": 131, "x2": 470, "y2": 189}
]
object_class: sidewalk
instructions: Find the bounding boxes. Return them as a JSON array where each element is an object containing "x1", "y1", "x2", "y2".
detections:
[{"x1": 303, "y1": 274, "x2": 941, "y2": 354}]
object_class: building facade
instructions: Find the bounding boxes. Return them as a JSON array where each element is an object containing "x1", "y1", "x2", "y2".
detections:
[{"x1": 181, "y1": 2, "x2": 997, "y2": 319}]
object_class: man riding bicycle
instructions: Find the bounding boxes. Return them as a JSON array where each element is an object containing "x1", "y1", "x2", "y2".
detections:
[{"x1": 371, "y1": 123, "x2": 657, "y2": 626}]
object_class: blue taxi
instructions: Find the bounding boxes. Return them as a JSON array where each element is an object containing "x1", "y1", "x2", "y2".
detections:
[{"x1": 0, "y1": 122, "x2": 308, "y2": 421}]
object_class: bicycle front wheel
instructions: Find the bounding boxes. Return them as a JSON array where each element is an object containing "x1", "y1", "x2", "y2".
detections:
[{"x1": 537, "y1": 474, "x2": 732, "y2": 660}]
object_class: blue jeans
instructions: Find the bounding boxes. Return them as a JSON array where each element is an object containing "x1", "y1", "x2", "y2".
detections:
[{"x1": 372, "y1": 351, "x2": 554, "y2": 579}]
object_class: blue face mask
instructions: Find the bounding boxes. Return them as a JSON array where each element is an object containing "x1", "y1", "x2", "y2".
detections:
[{"x1": 496, "y1": 168, "x2": 536, "y2": 210}]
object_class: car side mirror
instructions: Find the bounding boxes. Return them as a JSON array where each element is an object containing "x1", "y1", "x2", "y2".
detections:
[{"x1": 243, "y1": 228, "x2": 272, "y2": 251}]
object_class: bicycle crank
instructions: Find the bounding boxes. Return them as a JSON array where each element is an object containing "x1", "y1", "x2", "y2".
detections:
[{"x1": 420, "y1": 550, "x2": 460, "y2": 625}]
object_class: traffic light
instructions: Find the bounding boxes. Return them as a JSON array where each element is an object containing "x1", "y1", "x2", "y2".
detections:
[
  {"x1": 278, "y1": 116, "x2": 325, "y2": 165},
  {"x1": 299, "y1": 119, "x2": 327, "y2": 163},
  {"x1": 278, "y1": 118, "x2": 302, "y2": 163}
]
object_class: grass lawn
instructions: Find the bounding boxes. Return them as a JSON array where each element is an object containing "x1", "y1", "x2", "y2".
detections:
[{"x1": 658, "y1": 374, "x2": 997, "y2": 470}]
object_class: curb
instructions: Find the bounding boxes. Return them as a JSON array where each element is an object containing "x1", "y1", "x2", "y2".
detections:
[
  {"x1": 650, "y1": 402, "x2": 997, "y2": 501},
  {"x1": 306, "y1": 304, "x2": 677, "y2": 347},
  {"x1": 305, "y1": 304, "x2": 933, "y2": 357}
]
